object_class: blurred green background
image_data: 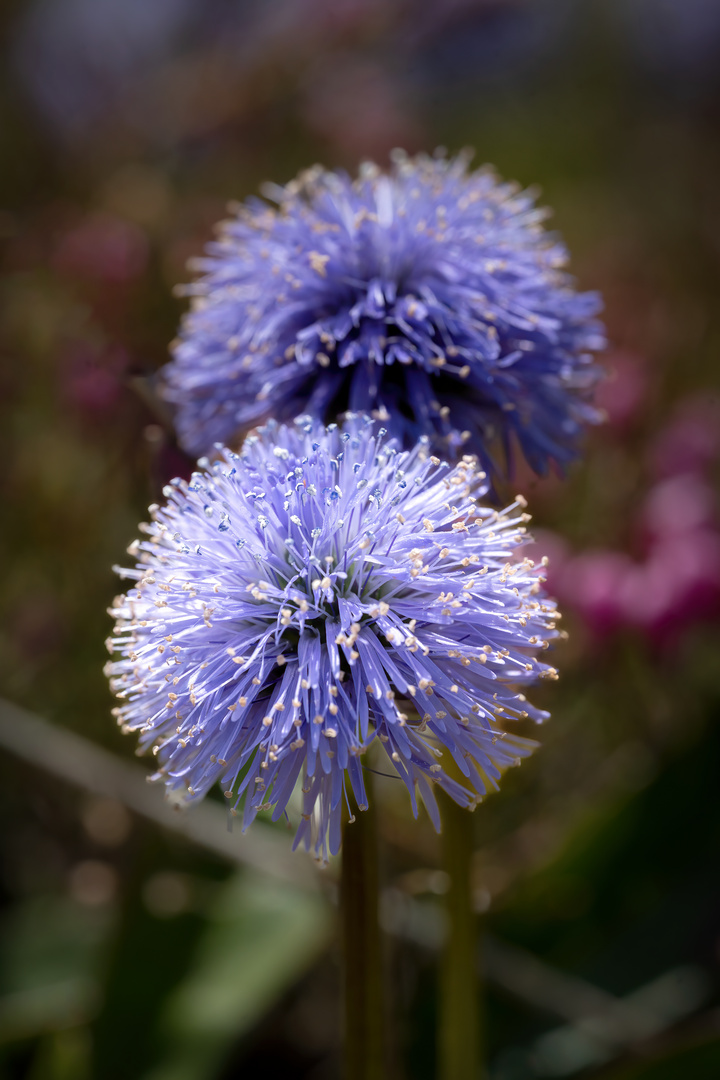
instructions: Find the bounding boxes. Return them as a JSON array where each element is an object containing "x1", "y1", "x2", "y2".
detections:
[{"x1": 2, "y1": 0, "x2": 720, "y2": 1077}]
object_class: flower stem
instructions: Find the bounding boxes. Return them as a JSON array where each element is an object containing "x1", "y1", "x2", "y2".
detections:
[
  {"x1": 438, "y1": 791, "x2": 482, "y2": 1080},
  {"x1": 341, "y1": 788, "x2": 385, "y2": 1080}
]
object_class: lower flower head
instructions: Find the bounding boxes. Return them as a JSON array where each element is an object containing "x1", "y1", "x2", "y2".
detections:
[{"x1": 106, "y1": 416, "x2": 560, "y2": 859}]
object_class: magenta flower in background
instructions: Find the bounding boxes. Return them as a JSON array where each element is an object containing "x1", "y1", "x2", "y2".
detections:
[
  {"x1": 649, "y1": 395, "x2": 720, "y2": 479},
  {"x1": 535, "y1": 396, "x2": 720, "y2": 646},
  {"x1": 558, "y1": 550, "x2": 634, "y2": 638},
  {"x1": 594, "y1": 349, "x2": 648, "y2": 430}
]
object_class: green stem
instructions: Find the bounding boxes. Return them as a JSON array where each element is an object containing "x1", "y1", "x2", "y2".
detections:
[
  {"x1": 438, "y1": 791, "x2": 482, "y2": 1080},
  {"x1": 341, "y1": 787, "x2": 385, "y2": 1080}
]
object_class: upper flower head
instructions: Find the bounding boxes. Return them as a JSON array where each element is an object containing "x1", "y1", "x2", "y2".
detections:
[
  {"x1": 163, "y1": 150, "x2": 604, "y2": 480},
  {"x1": 106, "y1": 416, "x2": 560, "y2": 859}
]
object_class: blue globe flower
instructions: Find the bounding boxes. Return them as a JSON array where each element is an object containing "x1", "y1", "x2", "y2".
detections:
[
  {"x1": 106, "y1": 416, "x2": 560, "y2": 859},
  {"x1": 163, "y1": 151, "x2": 604, "y2": 480}
]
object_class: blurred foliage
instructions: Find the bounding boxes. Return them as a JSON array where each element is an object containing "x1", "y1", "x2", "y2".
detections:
[{"x1": 2, "y1": 0, "x2": 720, "y2": 1077}]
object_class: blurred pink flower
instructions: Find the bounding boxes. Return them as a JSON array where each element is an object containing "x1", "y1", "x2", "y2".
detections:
[
  {"x1": 551, "y1": 524, "x2": 720, "y2": 644},
  {"x1": 640, "y1": 472, "x2": 716, "y2": 541},
  {"x1": 559, "y1": 550, "x2": 634, "y2": 636},
  {"x1": 594, "y1": 349, "x2": 648, "y2": 428},
  {"x1": 620, "y1": 529, "x2": 720, "y2": 640},
  {"x1": 649, "y1": 395, "x2": 720, "y2": 478}
]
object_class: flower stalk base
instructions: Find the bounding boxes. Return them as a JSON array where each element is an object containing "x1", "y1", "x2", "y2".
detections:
[
  {"x1": 439, "y1": 791, "x2": 482, "y2": 1080},
  {"x1": 341, "y1": 789, "x2": 385, "y2": 1080}
]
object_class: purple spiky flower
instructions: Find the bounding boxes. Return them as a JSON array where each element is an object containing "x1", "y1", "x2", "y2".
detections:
[
  {"x1": 163, "y1": 151, "x2": 604, "y2": 480},
  {"x1": 106, "y1": 416, "x2": 560, "y2": 859}
]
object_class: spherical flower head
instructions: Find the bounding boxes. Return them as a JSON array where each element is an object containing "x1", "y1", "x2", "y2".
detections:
[
  {"x1": 163, "y1": 150, "x2": 605, "y2": 480},
  {"x1": 106, "y1": 416, "x2": 560, "y2": 860}
]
